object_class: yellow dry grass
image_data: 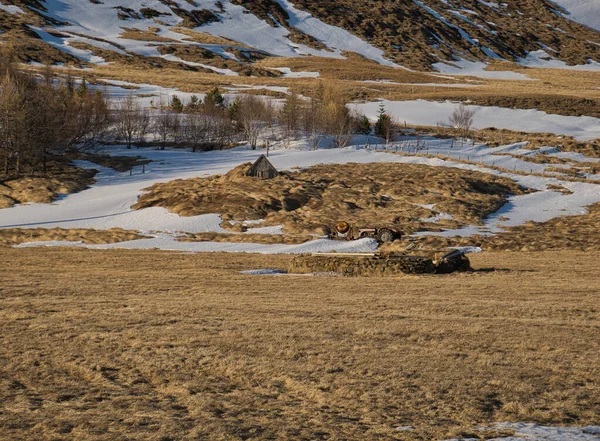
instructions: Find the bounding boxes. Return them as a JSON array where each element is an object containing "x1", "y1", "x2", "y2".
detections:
[
  {"x1": 0, "y1": 228, "x2": 147, "y2": 247},
  {"x1": 133, "y1": 162, "x2": 525, "y2": 235},
  {"x1": 171, "y1": 28, "x2": 252, "y2": 47},
  {"x1": 0, "y1": 247, "x2": 598, "y2": 440},
  {"x1": 179, "y1": 232, "x2": 313, "y2": 245},
  {"x1": 118, "y1": 28, "x2": 177, "y2": 43},
  {"x1": 0, "y1": 161, "x2": 96, "y2": 209}
]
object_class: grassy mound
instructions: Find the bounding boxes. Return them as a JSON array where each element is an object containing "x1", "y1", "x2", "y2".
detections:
[
  {"x1": 179, "y1": 232, "x2": 314, "y2": 245},
  {"x1": 133, "y1": 162, "x2": 526, "y2": 236},
  {"x1": 0, "y1": 159, "x2": 96, "y2": 209},
  {"x1": 0, "y1": 228, "x2": 148, "y2": 247}
]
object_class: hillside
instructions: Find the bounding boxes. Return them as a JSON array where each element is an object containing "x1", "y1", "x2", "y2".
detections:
[{"x1": 1, "y1": 0, "x2": 599, "y2": 72}]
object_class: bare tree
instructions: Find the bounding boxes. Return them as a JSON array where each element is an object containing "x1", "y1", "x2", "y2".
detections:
[
  {"x1": 302, "y1": 94, "x2": 324, "y2": 150},
  {"x1": 153, "y1": 110, "x2": 176, "y2": 150},
  {"x1": 449, "y1": 103, "x2": 475, "y2": 139},
  {"x1": 279, "y1": 90, "x2": 302, "y2": 147},
  {"x1": 211, "y1": 115, "x2": 234, "y2": 150},
  {"x1": 0, "y1": 73, "x2": 28, "y2": 177},
  {"x1": 115, "y1": 95, "x2": 146, "y2": 149},
  {"x1": 184, "y1": 113, "x2": 209, "y2": 152},
  {"x1": 236, "y1": 94, "x2": 273, "y2": 150},
  {"x1": 0, "y1": 51, "x2": 111, "y2": 178}
]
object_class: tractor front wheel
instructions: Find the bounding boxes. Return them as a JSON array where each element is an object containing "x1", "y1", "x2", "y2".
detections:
[{"x1": 376, "y1": 229, "x2": 395, "y2": 243}]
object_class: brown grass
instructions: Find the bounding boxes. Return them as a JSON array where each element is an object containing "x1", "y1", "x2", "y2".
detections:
[
  {"x1": 133, "y1": 162, "x2": 526, "y2": 235},
  {"x1": 179, "y1": 232, "x2": 314, "y2": 245},
  {"x1": 0, "y1": 159, "x2": 96, "y2": 208},
  {"x1": 0, "y1": 247, "x2": 598, "y2": 440},
  {"x1": 118, "y1": 28, "x2": 177, "y2": 43},
  {"x1": 171, "y1": 27, "x2": 251, "y2": 47},
  {"x1": 382, "y1": 201, "x2": 600, "y2": 253},
  {"x1": 75, "y1": 153, "x2": 151, "y2": 173},
  {"x1": 0, "y1": 228, "x2": 148, "y2": 247}
]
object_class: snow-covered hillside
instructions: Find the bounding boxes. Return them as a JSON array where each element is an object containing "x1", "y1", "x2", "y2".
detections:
[
  {"x1": 2, "y1": 0, "x2": 600, "y2": 71},
  {"x1": 30, "y1": 0, "x2": 397, "y2": 68}
]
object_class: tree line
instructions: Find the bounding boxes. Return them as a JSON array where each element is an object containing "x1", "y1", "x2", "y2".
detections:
[
  {"x1": 0, "y1": 53, "x2": 110, "y2": 178},
  {"x1": 3, "y1": 50, "x2": 455, "y2": 179},
  {"x1": 114, "y1": 82, "x2": 377, "y2": 152}
]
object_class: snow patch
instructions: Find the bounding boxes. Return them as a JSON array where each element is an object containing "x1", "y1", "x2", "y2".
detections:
[
  {"x1": 520, "y1": 50, "x2": 600, "y2": 71},
  {"x1": 444, "y1": 422, "x2": 600, "y2": 441},
  {"x1": 272, "y1": 67, "x2": 320, "y2": 78},
  {"x1": 433, "y1": 59, "x2": 531, "y2": 80},
  {"x1": 240, "y1": 268, "x2": 287, "y2": 275},
  {"x1": 356, "y1": 99, "x2": 600, "y2": 141},
  {"x1": 548, "y1": 0, "x2": 600, "y2": 32},
  {"x1": 0, "y1": 1, "x2": 24, "y2": 14}
]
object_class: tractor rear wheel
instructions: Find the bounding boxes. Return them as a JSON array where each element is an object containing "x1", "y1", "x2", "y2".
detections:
[{"x1": 376, "y1": 229, "x2": 395, "y2": 243}]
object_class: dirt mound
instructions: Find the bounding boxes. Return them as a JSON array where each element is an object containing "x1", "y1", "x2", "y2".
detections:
[
  {"x1": 134, "y1": 162, "x2": 525, "y2": 236},
  {"x1": 0, "y1": 228, "x2": 147, "y2": 247}
]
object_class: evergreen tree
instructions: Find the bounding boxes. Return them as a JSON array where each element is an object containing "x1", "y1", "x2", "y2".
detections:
[
  {"x1": 375, "y1": 103, "x2": 390, "y2": 139},
  {"x1": 357, "y1": 115, "x2": 371, "y2": 135},
  {"x1": 170, "y1": 95, "x2": 183, "y2": 113},
  {"x1": 204, "y1": 86, "x2": 225, "y2": 108},
  {"x1": 186, "y1": 94, "x2": 201, "y2": 112}
]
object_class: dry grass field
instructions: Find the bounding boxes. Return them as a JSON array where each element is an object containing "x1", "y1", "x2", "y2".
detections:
[{"x1": 1, "y1": 248, "x2": 599, "y2": 441}]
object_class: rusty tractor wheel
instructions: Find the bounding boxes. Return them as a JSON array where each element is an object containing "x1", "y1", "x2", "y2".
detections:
[
  {"x1": 336, "y1": 221, "x2": 350, "y2": 234},
  {"x1": 376, "y1": 229, "x2": 395, "y2": 243}
]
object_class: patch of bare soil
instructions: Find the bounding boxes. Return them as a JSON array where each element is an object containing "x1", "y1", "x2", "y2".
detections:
[
  {"x1": 0, "y1": 228, "x2": 148, "y2": 247},
  {"x1": 134, "y1": 162, "x2": 526, "y2": 236},
  {"x1": 0, "y1": 159, "x2": 96, "y2": 209}
]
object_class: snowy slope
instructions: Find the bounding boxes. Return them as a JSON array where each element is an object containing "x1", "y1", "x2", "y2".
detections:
[
  {"x1": 33, "y1": 0, "x2": 398, "y2": 67},
  {"x1": 550, "y1": 0, "x2": 600, "y2": 31},
  {"x1": 4, "y1": 0, "x2": 597, "y2": 71}
]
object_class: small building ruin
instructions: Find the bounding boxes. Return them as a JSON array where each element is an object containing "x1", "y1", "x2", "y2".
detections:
[{"x1": 246, "y1": 155, "x2": 279, "y2": 179}]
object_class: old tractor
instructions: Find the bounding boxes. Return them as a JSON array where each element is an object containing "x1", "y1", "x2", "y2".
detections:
[{"x1": 330, "y1": 221, "x2": 403, "y2": 244}]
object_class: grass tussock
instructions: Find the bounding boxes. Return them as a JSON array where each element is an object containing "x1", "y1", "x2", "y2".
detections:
[
  {"x1": 0, "y1": 159, "x2": 96, "y2": 208},
  {"x1": 0, "y1": 248, "x2": 598, "y2": 440},
  {"x1": 179, "y1": 232, "x2": 314, "y2": 245},
  {"x1": 0, "y1": 228, "x2": 148, "y2": 247},
  {"x1": 133, "y1": 162, "x2": 526, "y2": 235}
]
